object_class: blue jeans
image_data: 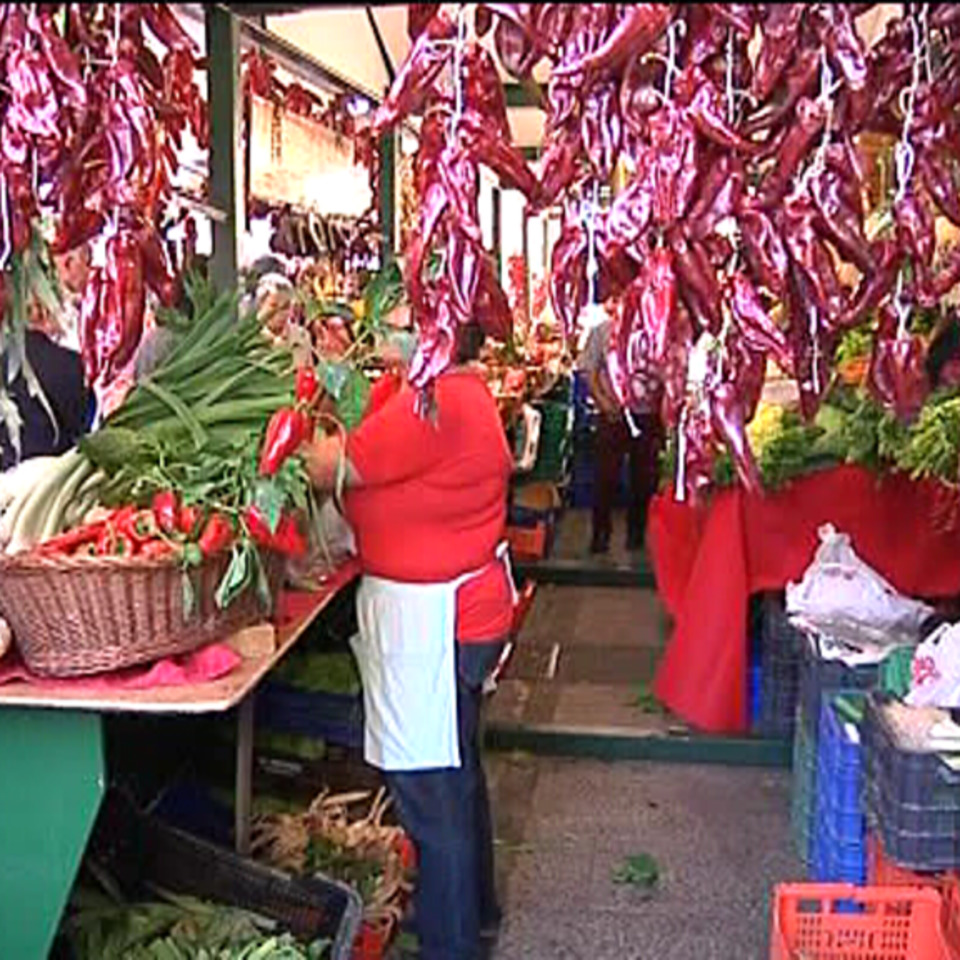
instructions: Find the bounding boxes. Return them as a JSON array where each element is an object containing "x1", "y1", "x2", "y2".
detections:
[{"x1": 384, "y1": 641, "x2": 502, "y2": 960}]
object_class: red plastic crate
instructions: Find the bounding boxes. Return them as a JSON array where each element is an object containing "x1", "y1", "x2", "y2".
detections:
[
  {"x1": 350, "y1": 835, "x2": 416, "y2": 960},
  {"x1": 506, "y1": 522, "x2": 548, "y2": 560},
  {"x1": 868, "y1": 831, "x2": 954, "y2": 893},
  {"x1": 769, "y1": 883, "x2": 951, "y2": 960}
]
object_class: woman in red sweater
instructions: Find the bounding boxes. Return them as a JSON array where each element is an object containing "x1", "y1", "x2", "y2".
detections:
[{"x1": 301, "y1": 321, "x2": 514, "y2": 960}]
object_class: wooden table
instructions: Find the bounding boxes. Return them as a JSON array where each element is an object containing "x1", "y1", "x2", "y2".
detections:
[{"x1": 0, "y1": 561, "x2": 359, "y2": 960}]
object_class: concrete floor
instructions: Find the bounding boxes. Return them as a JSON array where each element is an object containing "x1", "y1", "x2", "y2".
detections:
[{"x1": 487, "y1": 753, "x2": 800, "y2": 960}]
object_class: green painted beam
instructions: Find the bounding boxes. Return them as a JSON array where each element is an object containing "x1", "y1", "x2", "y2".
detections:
[
  {"x1": 0, "y1": 710, "x2": 105, "y2": 960},
  {"x1": 207, "y1": 6, "x2": 241, "y2": 293},
  {"x1": 505, "y1": 82, "x2": 547, "y2": 109},
  {"x1": 514, "y1": 557, "x2": 658, "y2": 589},
  {"x1": 521, "y1": 146, "x2": 541, "y2": 163},
  {"x1": 485, "y1": 723, "x2": 792, "y2": 768},
  {"x1": 379, "y1": 131, "x2": 396, "y2": 262}
]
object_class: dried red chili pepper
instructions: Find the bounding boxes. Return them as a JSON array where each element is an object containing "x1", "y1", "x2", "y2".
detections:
[
  {"x1": 728, "y1": 272, "x2": 792, "y2": 373},
  {"x1": 372, "y1": 11, "x2": 454, "y2": 135},
  {"x1": 710, "y1": 381, "x2": 761, "y2": 494},
  {"x1": 555, "y1": 4, "x2": 671, "y2": 79},
  {"x1": 758, "y1": 98, "x2": 826, "y2": 208},
  {"x1": 752, "y1": 4, "x2": 807, "y2": 102},
  {"x1": 259, "y1": 408, "x2": 309, "y2": 476}
]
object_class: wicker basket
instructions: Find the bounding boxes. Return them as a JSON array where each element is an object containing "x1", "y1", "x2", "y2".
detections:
[{"x1": 0, "y1": 549, "x2": 284, "y2": 678}]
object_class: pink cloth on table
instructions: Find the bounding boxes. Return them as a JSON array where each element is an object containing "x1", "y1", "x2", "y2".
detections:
[
  {"x1": 0, "y1": 642, "x2": 241, "y2": 692},
  {"x1": 0, "y1": 562, "x2": 361, "y2": 694}
]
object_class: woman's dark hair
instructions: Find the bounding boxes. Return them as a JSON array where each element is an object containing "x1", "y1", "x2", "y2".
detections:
[
  {"x1": 455, "y1": 321, "x2": 485, "y2": 364},
  {"x1": 926, "y1": 309, "x2": 960, "y2": 388}
]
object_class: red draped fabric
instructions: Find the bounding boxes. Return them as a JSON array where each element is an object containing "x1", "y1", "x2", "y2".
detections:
[{"x1": 648, "y1": 465, "x2": 960, "y2": 733}]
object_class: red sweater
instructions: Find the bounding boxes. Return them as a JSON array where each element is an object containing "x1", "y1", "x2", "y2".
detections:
[{"x1": 345, "y1": 370, "x2": 514, "y2": 642}]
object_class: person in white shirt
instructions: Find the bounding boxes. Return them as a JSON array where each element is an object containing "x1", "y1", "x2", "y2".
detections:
[{"x1": 578, "y1": 306, "x2": 664, "y2": 555}]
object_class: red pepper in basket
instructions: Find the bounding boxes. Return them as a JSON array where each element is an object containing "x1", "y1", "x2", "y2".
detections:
[
  {"x1": 244, "y1": 505, "x2": 274, "y2": 549},
  {"x1": 152, "y1": 491, "x2": 179, "y2": 535},
  {"x1": 178, "y1": 505, "x2": 203, "y2": 537},
  {"x1": 97, "y1": 528, "x2": 135, "y2": 558},
  {"x1": 198, "y1": 513, "x2": 234, "y2": 556},
  {"x1": 295, "y1": 365, "x2": 320, "y2": 405},
  {"x1": 39, "y1": 522, "x2": 106, "y2": 556},
  {"x1": 244, "y1": 506, "x2": 307, "y2": 558},
  {"x1": 272, "y1": 514, "x2": 308, "y2": 559},
  {"x1": 259, "y1": 408, "x2": 310, "y2": 476},
  {"x1": 140, "y1": 540, "x2": 175, "y2": 560}
]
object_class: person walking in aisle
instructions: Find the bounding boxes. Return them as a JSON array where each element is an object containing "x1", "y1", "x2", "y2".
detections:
[
  {"x1": 300, "y1": 320, "x2": 515, "y2": 960},
  {"x1": 578, "y1": 307, "x2": 665, "y2": 555}
]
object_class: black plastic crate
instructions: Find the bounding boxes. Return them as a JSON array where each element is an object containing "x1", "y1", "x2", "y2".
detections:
[
  {"x1": 257, "y1": 680, "x2": 364, "y2": 750},
  {"x1": 862, "y1": 692, "x2": 960, "y2": 811},
  {"x1": 866, "y1": 783, "x2": 960, "y2": 872},
  {"x1": 753, "y1": 593, "x2": 803, "y2": 739},
  {"x1": 84, "y1": 791, "x2": 363, "y2": 959}
]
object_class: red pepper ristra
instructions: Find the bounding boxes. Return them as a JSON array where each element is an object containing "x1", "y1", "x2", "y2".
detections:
[
  {"x1": 197, "y1": 513, "x2": 234, "y2": 556},
  {"x1": 259, "y1": 408, "x2": 309, "y2": 476}
]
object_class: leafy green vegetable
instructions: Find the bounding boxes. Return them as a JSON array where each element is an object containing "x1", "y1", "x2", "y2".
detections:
[
  {"x1": 612, "y1": 853, "x2": 660, "y2": 890},
  {"x1": 64, "y1": 886, "x2": 329, "y2": 960}
]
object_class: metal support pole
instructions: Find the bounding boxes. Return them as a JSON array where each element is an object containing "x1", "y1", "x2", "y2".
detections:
[
  {"x1": 379, "y1": 131, "x2": 396, "y2": 263},
  {"x1": 207, "y1": 6, "x2": 242, "y2": 292},
  {"x1": 234, "y1": 694, "x2": 255, "y2": 855}
]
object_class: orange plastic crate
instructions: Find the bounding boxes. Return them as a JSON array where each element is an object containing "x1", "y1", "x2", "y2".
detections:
[{"x1": 770, "y1": 883, "x2": 951, "y2": 960}]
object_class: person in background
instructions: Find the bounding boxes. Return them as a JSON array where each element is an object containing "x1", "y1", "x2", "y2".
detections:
[
  {"x1": 298, "y1": 319, "x2": 513, "y2": 960},
  {"x1": 0, "y1": 311, "x2": 89, "y2": 471},
  {"x1": 578, "y1": 303, "x2": 664, "y2": 555},
  {"x1": 53, "y1": 243, "x2": 91, "y2": 353}
]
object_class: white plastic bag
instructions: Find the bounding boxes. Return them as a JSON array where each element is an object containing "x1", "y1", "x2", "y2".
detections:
[
  {"x1": 785, "y1": 524, "x2": 932, "y2": 648},
  {"x1": 906, "y1": 622, "x2": 960, "y2": 708}
]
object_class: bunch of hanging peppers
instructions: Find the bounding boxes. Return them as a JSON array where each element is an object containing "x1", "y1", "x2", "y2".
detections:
[
  {"x1": 370, "y1": 3, "x2": 960, "y2": 499},
  {"x1": 0, "y1": 4, "x2": 205, "y2": 407}
]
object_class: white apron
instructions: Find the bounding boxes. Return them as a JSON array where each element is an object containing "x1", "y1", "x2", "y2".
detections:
[{"x1": 351, "y1": 543, "x2": 516, "y2": 772}]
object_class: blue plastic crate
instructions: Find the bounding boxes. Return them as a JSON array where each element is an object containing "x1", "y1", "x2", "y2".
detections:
[
  {"x1": 256, "y1": 681, "x2": 363, "y2": 750},
  {"x1": 811, "y1": 695, "x2": 867, "y2": 884},
  {"x1": 812, "y1": 817, "x2": 867, "y2": 884},
  {"x1": 749, "y1": 663, "x2": 762, "y2": 728}
]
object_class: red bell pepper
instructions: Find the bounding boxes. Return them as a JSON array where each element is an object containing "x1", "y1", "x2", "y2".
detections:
[
  {"x1": 140, "y1": 540, "x2": 175, "y2": 559},
  {"x1": 178, "y1": 505, "x2": 203, "y2": 537},
  {"x1": 244, "y1": 506, "x2": 307, "y2": 558},
  {"x1": 39, "y1": 522, "x2": 106, "y2": 556},
  {"x1": 295, "y1": 365, "x2": 320, "y2": 405},
  {"x1": 259, "y1": 408, "x2": 310, "y2": 476},
  {"x1": 198, "y1": 513, "x2": 234, "y2": 556},
  {"x1": 152, "y1": 491, "x2": 179, "y2": 535},
  {"x1": 272, "y1": 514, "x2": 308, "y2": 559}
]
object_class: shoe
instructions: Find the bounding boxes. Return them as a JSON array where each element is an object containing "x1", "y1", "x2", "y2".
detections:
[
  {"x1": 590, "y1": 533, "x2": 610, "y2": 554},
  {"x1": 480, "y1": 907, "x2": 503, "y2": 941}
]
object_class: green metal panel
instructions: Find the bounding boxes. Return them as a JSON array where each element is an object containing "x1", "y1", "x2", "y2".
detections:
[
  {"x1": 504, "y1": 82, "x2": 546, "y2": 109},
  {"x1": 485, "y1": 723, "x2": 792, "y2": 768},
  {"x1": 207, "y1": 6, "x2": 241, "y2": 293},
  {"x1": 0, "y1": 709, "x2": 105, "y2": 960},
  {"x1": 379, "y1": 131, "x2": 396, "y2": 262}
]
